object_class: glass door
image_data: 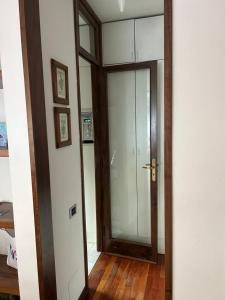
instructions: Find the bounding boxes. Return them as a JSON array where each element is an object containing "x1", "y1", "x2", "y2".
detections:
[{"x1": 102, "y1": 62, "x2": 158, "y2": 262}]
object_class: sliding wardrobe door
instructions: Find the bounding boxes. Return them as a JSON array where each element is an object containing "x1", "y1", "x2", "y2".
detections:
[{"x1": 102, "y1": 62, "x2": 158, "y2": 262}]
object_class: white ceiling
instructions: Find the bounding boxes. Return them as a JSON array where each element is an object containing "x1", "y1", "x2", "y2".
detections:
[{"x1": 87, "y1": 0, "x2": 164, "y2": 22}]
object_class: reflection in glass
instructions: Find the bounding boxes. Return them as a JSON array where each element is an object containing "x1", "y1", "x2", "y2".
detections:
[{"x1": 79, "y1": 14, "x2": 96, "y2": 57}]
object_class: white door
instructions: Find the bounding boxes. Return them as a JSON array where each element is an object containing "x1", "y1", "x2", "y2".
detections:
[
  {"x1": 135, "y1": 16, "x2": 164, "y2": 62},
  {"x1": 102, "y1": 20, "x2": 135, "y2": 65}
]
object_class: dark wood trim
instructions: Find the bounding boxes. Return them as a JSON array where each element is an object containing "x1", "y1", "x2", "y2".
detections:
[
  {"x1": 91, "y1": 65, "x2": 104, "y2": 251},
  {"x1": 80, "y1": 0, "x2": 102, "y2": 24},
  {"x1": 104, "y1": 61, "x2": 158, "y2": 72},
  {"x1": 54, "y1": 107, "x2": 72, "y2": 149},
  {"x1": 78, "y1": 286, "x2": 89, "y2": 300},
  {"x1": 77, "y1": 0, "x2": 101, "y2": 65},
  {"x1": 74, "y1": 0, "x2": 103, "y2": 293},
  {"x1": 73, "y1": 0, "x2": 89, "y2": 290},
  {"x1": 19, "y1": 0, "x2": 57, "y2": 299},
  {"x1": 158, "y1": 253, "x2": 165, "y2": 265},
  {"x1": 101, "y1": 61, "x2": 158, "y2": 263},
  {"x1": 165, "y1": 0, "x2": 173, "y2": 299},
  {"x1": 79, "y1": 48, "x2": 99, "y2": 66},
  {"x1": 150, "y1": 61, "x2": 158, "y2": 263},
  {"x1": 102, "y1": 13, "x2": 164, "y2": 24}
]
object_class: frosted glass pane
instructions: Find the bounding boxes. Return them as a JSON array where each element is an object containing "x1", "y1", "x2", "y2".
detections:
[
  {"x1": 108, "y1": 69, "x2": 151, "y2": 244},
  {"x1": 136, "y1": 69, "x2": 151, "y2": 244},
  {"x1": 108, "y1": 71, "x2": 137, "y2": 241},
  {"x1": 79, "y1": 14, "x2": 96, "y2": 57}
]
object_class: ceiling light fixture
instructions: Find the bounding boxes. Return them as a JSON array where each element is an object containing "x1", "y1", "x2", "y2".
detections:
[{"x1": 118, "y1": 0, "x2": 125, "y2": 13}]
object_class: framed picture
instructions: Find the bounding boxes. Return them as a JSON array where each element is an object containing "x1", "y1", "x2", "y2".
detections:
[
  {"x1": 51, "y1": 59, "x2": 69, "y2": 105},
  {"x1": 54, "y1": 107, "x2": 72, "y2": 148},
  {"x1": 0, "y1": 122, "x2": 8, "y2": 149}
]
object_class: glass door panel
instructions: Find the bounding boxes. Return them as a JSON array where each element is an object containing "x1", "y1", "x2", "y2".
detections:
[
  {"x1": 107, "y1": 71, "x2": 137, "y2": 242},
  {"x1": 79, "y1": 13, "x2": 96, "y2": 57},
  {"x1": 136, "y1": 69, "x2": 151, "y2": 244},
  {"x1": 107, "y1": 69, "x2": 151, "y2": 245}
]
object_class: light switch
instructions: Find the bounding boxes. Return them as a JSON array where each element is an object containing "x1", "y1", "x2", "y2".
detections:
[{"x1": 69, "y1": 204, "x2": 77, "y2": 219}]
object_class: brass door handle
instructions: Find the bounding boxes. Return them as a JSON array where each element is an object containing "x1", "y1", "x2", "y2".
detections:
[
  {"x1": 142, "y1": 159, "x2": 157, "y2": 182},
  {"x1": 142, "y1": 163, "x2": 151, "y2": 170},
  {"x1": 151, "y1": 159, "x2": 157, "y2": 182}
]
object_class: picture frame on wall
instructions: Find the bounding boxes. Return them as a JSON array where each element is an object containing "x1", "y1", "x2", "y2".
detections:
[
  {"x1": 51, "y1": 59, "x2": 69, "y2": 105},
  {"x1": 54, "y1": 107, "x2": 72, "y2": 148}
]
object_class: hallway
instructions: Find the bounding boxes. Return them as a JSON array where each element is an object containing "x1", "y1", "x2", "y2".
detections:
[{"x1": 85, "y1": 254, "x2": 165, "y2": 300}]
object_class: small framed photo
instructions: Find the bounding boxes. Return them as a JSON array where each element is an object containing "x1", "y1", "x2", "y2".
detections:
[
  {"x1": 54, "y1": 107, "x2": 72, "y2": 148},
  {"x1": 51, "y1": 59, "x2": 69, "y2": 105}
]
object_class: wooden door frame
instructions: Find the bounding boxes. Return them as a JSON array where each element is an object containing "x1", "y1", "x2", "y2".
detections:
[
  {"x1": 75, "y1": 0, "x2": 173, "y2": 299},
  {"x1": 164, "y1": 1, "x2": 173, "y2": 299},
  {"x1": 18, "y1": 0, "x2": 57, "y2": 299},
  {"x1": 74, "y1": 0, "x2": 103, "y2": 292},
  {"x1": 101, "y1": 61, "x2": 158, "y2": 263},
  {"x1": 76, "y1": 0, "x2": 102, "y2": 65},
  {"x1": 17, "y1": 0, "x2": 173, "y2": 299},
  {"x1": 18, "y1": 0, "x2": 172, "y2": 299}
]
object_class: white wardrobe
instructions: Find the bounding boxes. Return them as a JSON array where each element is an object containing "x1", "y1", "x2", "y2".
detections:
[{"x1": 102, "y1": 16, "x2": 164, "y2": 65}]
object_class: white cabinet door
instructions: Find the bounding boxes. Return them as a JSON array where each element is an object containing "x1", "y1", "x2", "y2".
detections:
[
  {"x1": 102, "y1": 20, "x2": 135, "y2": 65},
  {"x1": 135, "y1": 16, "x2": 164, "y2": 62}
]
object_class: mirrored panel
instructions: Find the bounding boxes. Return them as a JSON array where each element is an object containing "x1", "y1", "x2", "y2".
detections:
[{"x1": 79, "y1": 13, "x2": 96, "y2": 58}]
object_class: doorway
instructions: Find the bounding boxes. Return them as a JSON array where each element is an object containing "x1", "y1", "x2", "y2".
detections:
[
  {"x1": 75, "y1": 0, "x2": 172, "y2": 298},
  {"x1": 79, "y1": 56, "x2": 101, "y2": 274}
]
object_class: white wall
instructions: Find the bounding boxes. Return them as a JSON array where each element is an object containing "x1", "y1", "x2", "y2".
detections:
[
  {"x1": 0, "y1": 1, "x2": 40, "y2": 299},
  {"x1": 0, "y1": 89, "x2": 12, "y2": 201},
  {"x1": 39, "y1": 0, "x2": 85, "y2": 299},
  {"x1": 173, "y1": 0, "x2": 225, "y2": 299}
]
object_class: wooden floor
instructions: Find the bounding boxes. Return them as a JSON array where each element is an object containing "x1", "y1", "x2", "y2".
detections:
[{"x1": 85, "y1": 254, "x2": 165, "y2": 300}]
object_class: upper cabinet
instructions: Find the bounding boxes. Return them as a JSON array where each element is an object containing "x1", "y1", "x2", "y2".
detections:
[
  {"x1": 102, "y1": 20, "x2": 135, "y2": 65},
  {"x1": 102, "y1": 16, "x2": 164, "y2": 66},
  {"x1": 135, "y1": 16, "x2": 164, "y2": 62}
]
